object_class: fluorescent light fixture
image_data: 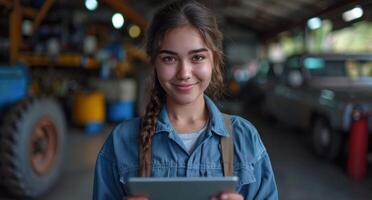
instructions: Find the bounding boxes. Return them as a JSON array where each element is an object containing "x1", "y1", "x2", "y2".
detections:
[
  {"x1": 342, "y1": 6, "x2": 363, "y2": 22},
  {"x1": 307, "y1": 17, "x2": 322, "y2": 30},
  {"x1": 112, "y1": 13, "x2": 125, "y2": 29},
  {"x1": 85, "y1": 0, "x2": 98, "y2": 11}
]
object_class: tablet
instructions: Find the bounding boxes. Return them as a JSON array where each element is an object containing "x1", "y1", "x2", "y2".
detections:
[{"x1": 128, "y1": 176, "x2": 238, "y2": 200}]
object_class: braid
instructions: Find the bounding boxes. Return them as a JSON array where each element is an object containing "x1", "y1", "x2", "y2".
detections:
[{"x1": 139, "y1": 74, "x2": 164, "y2": 172}]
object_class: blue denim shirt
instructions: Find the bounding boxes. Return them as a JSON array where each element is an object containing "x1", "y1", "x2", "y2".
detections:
[{"x1": 93, "y1": 96, "x2": 278, "y2": 199}]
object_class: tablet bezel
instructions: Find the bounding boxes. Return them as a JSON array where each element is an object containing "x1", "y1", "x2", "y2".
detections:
[{"x1": 127, "y1": 176, "x2": 239, "y2": 200}]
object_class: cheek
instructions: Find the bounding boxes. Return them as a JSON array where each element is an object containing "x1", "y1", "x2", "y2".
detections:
[
  {"x1": 195, "y1": 64, "x2": 213, "y2": 81},
  {"x1": 156, "y1": 65, "x2": 177, "y2": 82}
]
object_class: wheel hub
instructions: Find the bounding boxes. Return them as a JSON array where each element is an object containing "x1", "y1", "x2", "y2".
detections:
[
  {"x1": 30, "y1": 117, "x2": 58, "y2": 176},
  {"x1": 319, "y1": 127, "x2": 331, "y2": 147}
]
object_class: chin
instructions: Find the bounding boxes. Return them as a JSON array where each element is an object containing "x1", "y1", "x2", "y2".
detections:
[{"x1": 168, "y1": 93, "x2": 203, "y2": 105}]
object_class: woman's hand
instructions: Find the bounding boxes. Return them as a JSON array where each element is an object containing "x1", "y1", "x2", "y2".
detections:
[
  {"x1": 210, "y1": 192, "x2": 244, "y2": 200},
  {"x1": 122, "y1": 195, "x2": 148, "y2": 200}
]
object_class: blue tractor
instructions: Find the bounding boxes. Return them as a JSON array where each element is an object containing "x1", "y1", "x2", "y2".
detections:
[{"x1": 0, "y1": 65, "x2": 66, "y2": 198}]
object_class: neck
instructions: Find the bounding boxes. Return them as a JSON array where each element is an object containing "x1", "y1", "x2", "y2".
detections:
[{"x1": 166, "y1": 95, "x2": 209, "y2": 133}]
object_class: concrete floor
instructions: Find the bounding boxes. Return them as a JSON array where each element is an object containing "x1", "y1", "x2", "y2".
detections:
[
  {"x1": 249, "y1": 115, "x2": 372, "y2": 200},
  {"x1": 4, "y1": 102, "x2": 372, "y2": 200}
]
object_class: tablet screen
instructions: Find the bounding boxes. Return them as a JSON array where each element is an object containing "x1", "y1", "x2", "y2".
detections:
[{"x1": 128, "y1": 176, "x2": 238, "y2": 200}]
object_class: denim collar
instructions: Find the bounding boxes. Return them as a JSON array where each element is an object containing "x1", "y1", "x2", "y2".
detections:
[{"x1": 155, "y1": 95, "x2": 228, "y2": 137}]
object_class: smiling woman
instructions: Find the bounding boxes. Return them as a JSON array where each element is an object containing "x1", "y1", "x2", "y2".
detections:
[
  {"x1": 93, "y1": 1, "x2": 278, "y2": 200},
  {"x1": 155, "y1": 24, "x2": 213, "y2": 106}
]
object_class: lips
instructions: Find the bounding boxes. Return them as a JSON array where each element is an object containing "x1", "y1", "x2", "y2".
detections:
[{"x1": 173, "y1": 83, "x2": 196, "y2": 92}]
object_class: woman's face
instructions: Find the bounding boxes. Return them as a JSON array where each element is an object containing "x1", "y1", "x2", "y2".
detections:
[{"x1": 155, "y1": 24, "x2": 213, "y2": 105}]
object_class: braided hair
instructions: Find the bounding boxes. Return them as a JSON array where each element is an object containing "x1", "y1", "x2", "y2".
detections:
[{"x1": 140, "y1": 0, "x2": 224, "y2": 173}]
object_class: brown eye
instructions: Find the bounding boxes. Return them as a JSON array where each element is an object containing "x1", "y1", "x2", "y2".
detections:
[
  {"x1": 192, "y1": 55, "x2": 205, "y2": 62},
  {"x1": 161, "y1": 56, "x2": 177, "y2": 64}
]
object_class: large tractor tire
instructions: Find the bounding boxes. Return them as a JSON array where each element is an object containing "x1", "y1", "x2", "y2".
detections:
[{"x1": 0, "y1": 97, "x2": 66, "y2": 198}]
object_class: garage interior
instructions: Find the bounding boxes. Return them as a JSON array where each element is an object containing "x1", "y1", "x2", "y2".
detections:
[{"x1": 0, "y1": 0, "x2": 371, "y2": 199}]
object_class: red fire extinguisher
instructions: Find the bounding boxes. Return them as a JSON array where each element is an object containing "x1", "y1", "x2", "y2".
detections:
[{"x1": 347, "y1": 108, "x2": 369, "y2": 180}]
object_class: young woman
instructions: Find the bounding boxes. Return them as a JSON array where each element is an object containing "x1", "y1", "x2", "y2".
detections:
[{"x1": 93, "y1": 1, "x2": 278, "y2": 200}]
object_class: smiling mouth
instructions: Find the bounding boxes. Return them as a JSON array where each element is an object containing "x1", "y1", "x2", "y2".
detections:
[{"x1": 173, "y1": 83, "x2": 196, "y2": 92}]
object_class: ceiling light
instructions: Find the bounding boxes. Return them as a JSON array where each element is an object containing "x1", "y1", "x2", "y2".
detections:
[
  {"x1": 128, "y1": 25, "x2": 141, "y2": 38},
  {"x1": 22, "y1": 20, "x2": 32, "y2": 35},
  {"x1": 307, "y1": 17, "x2": 322, "y2": 30},
  {"x1": 112, "y1": 13, "x2": 125, "y2": 29},
  {"x1": 85, "y1": 0, "x2": 98, "y2": 11},
  {"x1": 342, "y1": 6, "x2": 363, "y2": 22}
]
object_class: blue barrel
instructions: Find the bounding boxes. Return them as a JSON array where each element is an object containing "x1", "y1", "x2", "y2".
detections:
[
  {"x1": 107, "y1": 101, "x2": 135, "y2": 122},
  {"x1": 0, "y1": 65, "x2": 28, "y2": 111},
  {"x1": 84, "y1": 122, "x2": 104, "y2": 135}
]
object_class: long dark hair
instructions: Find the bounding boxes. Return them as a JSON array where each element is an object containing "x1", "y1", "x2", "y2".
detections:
[{"x1": 140, "y1": 0, "x2": 224, "y2": 169}]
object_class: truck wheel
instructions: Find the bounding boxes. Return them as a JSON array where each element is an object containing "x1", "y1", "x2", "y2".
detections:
[
  {"x1": 0, "y1": 97, "x2": 66, "y2": 198},
  {"x1": 311, "y1": 117, "x2": 341, "y2": 160}
]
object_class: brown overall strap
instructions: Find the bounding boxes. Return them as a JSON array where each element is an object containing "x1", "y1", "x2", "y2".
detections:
[{"x1": 221, "y1": 113, "x2": 234, "y2": 176}]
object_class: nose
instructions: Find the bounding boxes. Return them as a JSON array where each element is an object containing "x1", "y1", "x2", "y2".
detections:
[{"x1": 176, "y1": 60, "x2": 192, "y2": 80}]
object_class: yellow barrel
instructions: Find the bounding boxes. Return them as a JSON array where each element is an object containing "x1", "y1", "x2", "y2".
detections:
[{"x1": 72, "y1": 90, "x2": 105, "y2": 125}]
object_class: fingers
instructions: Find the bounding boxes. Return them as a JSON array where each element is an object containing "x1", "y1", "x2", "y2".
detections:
[{"x1": 210, "y1": 192, "x2": 244, "y2": 200}]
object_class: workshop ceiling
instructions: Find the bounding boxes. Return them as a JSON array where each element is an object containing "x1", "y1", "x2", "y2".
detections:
[
  {"x1": 9, "y1": 0, "x2": 372, "y2": 40},
  {"x1": 125, "y1": 0, "x2": 371, "y2": 39}
]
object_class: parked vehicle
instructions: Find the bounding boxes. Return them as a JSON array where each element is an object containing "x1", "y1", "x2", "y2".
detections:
[{"x1": 263, "y1": 53, "x2": 372, "y2": 160}]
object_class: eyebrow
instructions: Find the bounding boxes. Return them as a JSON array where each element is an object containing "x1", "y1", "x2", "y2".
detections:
[
  {"x1": 189, "y1": 48, "x2": 208, "y2": 54},
  {"x1": 158, "y1": 48, "x2": 209, "y2": 55}
]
